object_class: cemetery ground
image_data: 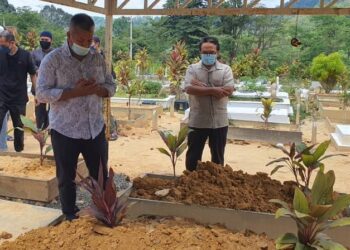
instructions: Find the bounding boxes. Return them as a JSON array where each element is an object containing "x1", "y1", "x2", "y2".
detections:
[
  {"x1": 1, "y1": 111, "x2": 350, "y2": 249},
  {"x1": 5, "y1": 112, "x2": 349, "y2": 194}
]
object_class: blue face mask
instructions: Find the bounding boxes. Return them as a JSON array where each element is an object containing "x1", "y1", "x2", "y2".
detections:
[
  {"x1": 201, "y1": 54, "x2": 217, "y2": 66},
  {"x1": 71, "y1": 43, "x2": 90, "y2": 56},
  {"x1": 0, "y1": 46, "x2": 10, "y2": 54}
]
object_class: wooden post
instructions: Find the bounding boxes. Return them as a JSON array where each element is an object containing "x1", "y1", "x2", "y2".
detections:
[
  {"x1": 170, "y1": 97, "x2": 175, "y2": 117},
  {"x1": 103, "y1": 0, "x2": 115, "y2": 140},
  {"x1": 152, "y1": 110, "x2": 158, "y2": 130},
  {"x1": 312, "y1": 119, "x2": 317, "y2": 144},
  {"x1": 295, "y1": 89, "x2": 301, "y2": 131}
]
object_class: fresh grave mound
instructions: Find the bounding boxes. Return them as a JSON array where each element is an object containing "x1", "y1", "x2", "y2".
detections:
[
  {"x1": 0, "y1": 156, "x2": 55, "y2": 178},
  {"x1": 131, "y1": 161, "x2": 295, "y2": 213},
  {"x1": 0, "y1": 217, "x2": 275, "y2": 250}
]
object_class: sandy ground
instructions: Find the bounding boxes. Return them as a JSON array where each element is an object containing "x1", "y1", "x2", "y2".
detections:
[{"x1": 3, "y1": 112, "x2": 350, "y2": 194}]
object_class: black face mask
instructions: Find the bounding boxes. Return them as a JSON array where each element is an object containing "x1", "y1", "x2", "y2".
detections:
[
  {"x1": 0, "y1": 45, "x2": 10, "y2": 54},
  {"x1": 40, "y1": 41, "x2": 51, "y2": 50}
]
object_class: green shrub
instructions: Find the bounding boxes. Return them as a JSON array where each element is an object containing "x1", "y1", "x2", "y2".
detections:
[
  {"x1": 143, "y1": 81, "x2": 162, "y2": 95},
  {"x1": 310, "y1": 52, "x2": 346, "y2": 93},
  {"x1": 243, "y1": 82, "x2": 267, "y2": 92}
]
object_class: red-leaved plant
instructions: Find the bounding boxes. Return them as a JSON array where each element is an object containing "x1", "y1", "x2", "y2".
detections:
[{"x1": 77, "y1": 163, "x2": 127, "y2": 227}]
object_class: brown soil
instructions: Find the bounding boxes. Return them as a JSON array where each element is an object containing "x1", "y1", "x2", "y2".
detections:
[
  {"x1": 0, "y1": 217, "x2": 275, "y2": 250},
  {"x1": 117, "y1": 124, "x2": 151, "y2": 138},
  {"x1": 131, "y1": 161, "x2": 295, "y2": 213},
  {"x1": 0, "y1": 232, "x2": 12, "y2": 240},
  {"x1": 0, "y1": 156, "x2": 55, "y2": 179}
]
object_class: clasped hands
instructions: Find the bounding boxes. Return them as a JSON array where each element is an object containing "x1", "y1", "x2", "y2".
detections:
[
  {"x1": 191, "y1": 79, "x2": 233, "y2": 99},
  {"x1": 74, "y1": 78, "x2": 106, "y2": 97}
]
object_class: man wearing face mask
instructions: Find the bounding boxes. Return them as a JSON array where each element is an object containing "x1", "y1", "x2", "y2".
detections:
[
  {"x1": 31, "y1": 31, "x2": 54, "y2": 130},
  {"x1": 183, "y1": 36, "x2": 235, "y2": 171},
  {"x1": 36, "y1": 14, "x2": 116, "y2": 221},
  {"x1": 0, "y1": 30, "x2": 37, "y2": 152}
]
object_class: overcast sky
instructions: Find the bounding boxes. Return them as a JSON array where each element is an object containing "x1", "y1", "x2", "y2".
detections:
[{"x1": 9, "y1": 0, "x2": 281, "y2": 16}]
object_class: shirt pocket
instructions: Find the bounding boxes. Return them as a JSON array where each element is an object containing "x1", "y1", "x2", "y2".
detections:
[{"x1": 210, "y1": 72, "x2": 224, "y2": 87}]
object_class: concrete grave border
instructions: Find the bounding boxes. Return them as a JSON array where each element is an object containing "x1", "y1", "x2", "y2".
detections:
[{"x1": 0, "y1": 152, "x2": 87, "y2": 202}]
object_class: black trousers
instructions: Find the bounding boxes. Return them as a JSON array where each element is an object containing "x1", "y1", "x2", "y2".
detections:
[
  {"x1": 186, "y1": 126, "x2": 228, "y2": 171},
  {"x1": 51, "y1": 127, "x2": 108, "y2": 215},
  {"x1": 35, "y1": 103, "x2": 49, "y2": 130},
  {"x1": 0, "y1": 102, "x2": 26, "y2": 152}
]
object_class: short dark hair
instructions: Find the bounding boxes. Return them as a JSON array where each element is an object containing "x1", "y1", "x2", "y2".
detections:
[
  {"x1": 93, "y1": 35, "x2": 100, "y2": 43},
  {"x1": 199, "y1": 36, "x2": 220, "y2": 51},
  {"x1": 70, "y1": 13, "x2": 95, "y2": 32},
  {"x1": 0, "y1": 30, "x2": 15, "y2": 42}
]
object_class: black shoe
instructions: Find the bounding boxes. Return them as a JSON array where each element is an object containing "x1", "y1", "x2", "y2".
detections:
[
  {"x1": 74, "y1": 206, "x2": 80, "y2": 214},
  {"x1": 65, "y1": 213, "x2": 79, "y2": 222},
  {"x1": 109, "y1": 133, "x2": 118, "y2": 141},
  {"x1": 7, "y1": 135, "x2": 13, "y2": 141}
]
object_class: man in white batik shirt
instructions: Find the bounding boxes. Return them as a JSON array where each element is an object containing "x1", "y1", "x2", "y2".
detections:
[{"x1": 37, "y1": 14, "x2": 116, "y2": 221}]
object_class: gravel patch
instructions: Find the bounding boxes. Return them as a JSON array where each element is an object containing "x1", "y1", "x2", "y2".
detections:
[{"x1": 0, "y1": 173, "x2": 132, "y2": 211}]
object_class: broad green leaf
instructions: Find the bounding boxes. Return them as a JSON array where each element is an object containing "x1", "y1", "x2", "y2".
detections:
[
  {"x1": 270, "y1": 199, "x2": 290, "y2": 210},
  {"x1": 158, "y1": 130, "x2": 168, "y2": 145},
  {"x1": 319, "y1": 195, "x2": 350, "y2": 222},
  {"x1": 327, "y1": 217, "x2": 350, "y2": 229},
  {"x1": 293, "y1": 188, "x2": 310, "y2": 214},
  {"x1": 275, "y1": 208, "x2": 295, "y2": 219},
  {"x1": 315, "y1": 238, "x2": 347, "y2": 250},
  {"x1": 45, "y1": 145, "x2": 53, "y2": 155},
  {"x1": 167, "y1": 134, "x2": 177, "y2": 151},
  {"x1": 157, "y1": 148, "x2": 171, "y2": 157},
  {"x1": 311, "y1": 169, "x2": 333, "y2": 205},
  {"x1": 295, "y1": 242, "x2": 310, "y2": 250},
  {"x1": 275, "y1": 233, "x2": 298, "y2": 245},
  {"x1": 302, "y1": 154, "x2": 316, "y2": 167},
  {"x1": 294, "y1": 210, "x2": 312, "y2": 219},
  {"x1": 276, "y1": 243, "x2": 296, "y2": 250},
  {"x1": 310, "y1": 204, "x2": 332, "y2": 218},
  {"x1": 176, "y1": 142, "x2": 187, "y2": 157},
  {"x1": 20, "y1": 115, "x2": 38, "y2": 133},
  {"x1": 319, "y1": 154, "x2": 347, "y2": 162},
  {"x1": 324, "y1": 170, "x2": 335, "y2": 204},
  {"x1": 176, "y1": 126, "x2": 188, "y2": 147},
  {"x1": 313, "y1": 140, "x2": 330, "y2": 161},
  {"x1": 271, "y1": 165, "x2": 286, "y2": 175}
]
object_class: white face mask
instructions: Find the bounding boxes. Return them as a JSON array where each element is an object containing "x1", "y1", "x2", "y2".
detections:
[{"x1": 71, "y1": 43, "x2": 90, "y2": 56}]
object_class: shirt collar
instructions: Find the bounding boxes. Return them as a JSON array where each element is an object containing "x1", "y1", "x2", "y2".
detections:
[{"x1": 199, "y1": 60, "x2": 224, "y2": 72}]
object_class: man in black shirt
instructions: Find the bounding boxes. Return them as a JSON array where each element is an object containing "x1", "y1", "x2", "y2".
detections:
[
  {"x1": 31, "y1": 31, "x2": 54, "y2": 129},
  {"x1": 0, "y1": 30, "x2": 37, "y2": 152}
]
